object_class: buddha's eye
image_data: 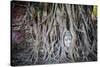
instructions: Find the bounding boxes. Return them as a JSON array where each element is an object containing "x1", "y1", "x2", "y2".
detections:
[
  {"x1": 68, "y1": 38, "x2": 71, "y2": 41},
  {"x1": 64, "y1": 38, "x2": 68, "y2": 41}
]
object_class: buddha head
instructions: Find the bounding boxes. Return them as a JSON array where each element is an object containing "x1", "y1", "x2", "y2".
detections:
[{"x1": 63, "y1": 31, "x2": 72, "y2": 51}]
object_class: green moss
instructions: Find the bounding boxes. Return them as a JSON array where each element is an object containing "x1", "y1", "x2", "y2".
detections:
[{"x1": 92, "y1": 5, "x2": 97, "y2": 17}]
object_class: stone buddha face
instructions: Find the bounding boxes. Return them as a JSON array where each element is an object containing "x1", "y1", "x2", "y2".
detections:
[{"x1": 63, "y1": 31, "x2": 72, "y2": 51}]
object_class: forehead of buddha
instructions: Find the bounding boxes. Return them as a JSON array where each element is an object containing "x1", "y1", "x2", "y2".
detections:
[{"x1": 64, "y1": 31, "x2": 72, "y2": 38}]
